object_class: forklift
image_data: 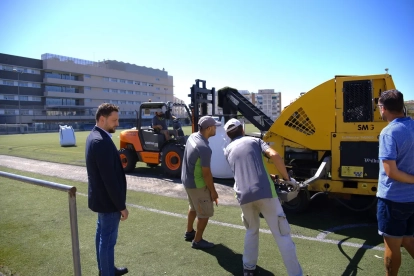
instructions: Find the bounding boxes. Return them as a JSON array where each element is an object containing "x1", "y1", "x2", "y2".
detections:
[{"x1": 118, "y1": 101, "x2": 191, "y2": 177}]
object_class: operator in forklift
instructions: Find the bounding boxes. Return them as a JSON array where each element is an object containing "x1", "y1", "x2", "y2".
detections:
[{"x1": 152, "y1": 108, "x2": 171, "y2": 141}]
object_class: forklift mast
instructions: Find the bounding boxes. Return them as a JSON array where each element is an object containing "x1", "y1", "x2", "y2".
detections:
[
  {"x1": 188, "y1": 80, "x2": 275, "y2": 134},
  {"x1": 188, "y1": 79, "x2": 216, "y2": 133}
]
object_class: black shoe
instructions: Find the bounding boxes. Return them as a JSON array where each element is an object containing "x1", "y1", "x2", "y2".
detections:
[
  {"x1": 99, "y1": 267, "x2": 128, "y2": 276},
  {"x1": 184, "y1": 229, "x2": 196, "y2": 241},
  {"x1": 115, "y1": 267, "x2": 128, "y2": 275},
  {"x1": 243, "y1": 268, "x2": 256, "y2": 276}
]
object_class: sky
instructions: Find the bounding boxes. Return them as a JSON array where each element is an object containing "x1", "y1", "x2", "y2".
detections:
[{"x1": 0, "y1": 0, "x2": 413, "y2": 107}]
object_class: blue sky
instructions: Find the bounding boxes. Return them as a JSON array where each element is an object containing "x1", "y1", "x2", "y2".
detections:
[{"x1": 1, "y1": 0, "x2": 413, "y2": 107}]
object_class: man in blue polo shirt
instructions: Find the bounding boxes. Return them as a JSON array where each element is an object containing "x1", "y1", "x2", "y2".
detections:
[
  {"x1": 223, "y1": 118, "x2": 303, "y2": 276},
  {"x1": 376, "y1": 90, "x2": 414, "y2": 276}
]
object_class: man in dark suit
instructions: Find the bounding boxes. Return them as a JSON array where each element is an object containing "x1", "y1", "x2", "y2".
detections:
[{"x1": 85, "y1": 103, "x2": 129, "y2": 276}]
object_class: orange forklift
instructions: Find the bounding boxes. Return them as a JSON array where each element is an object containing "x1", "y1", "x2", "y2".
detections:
[{"x1": 118, "y1": 101, "x2": 191, "y2": 177}]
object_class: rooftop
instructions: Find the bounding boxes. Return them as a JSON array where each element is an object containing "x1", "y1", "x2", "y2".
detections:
[{"x1": 41, "y1": 53, "x2": 168, "y2": 77}]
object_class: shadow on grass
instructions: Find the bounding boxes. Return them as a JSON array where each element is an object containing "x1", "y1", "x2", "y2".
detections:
[
  {"x1": 280, "y1": 195, "x2": 382, "y2": 276},
  {"x1": 199, "y1": 243, "x2": 275, "y2": 276},
  {"x1": 128, "y1": 165, "x2": 383, "y2": 275}
]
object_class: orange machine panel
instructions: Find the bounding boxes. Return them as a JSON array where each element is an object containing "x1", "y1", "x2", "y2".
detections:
[{"x1": 140, "y1": 152, "x2": 160, "y2": 164}]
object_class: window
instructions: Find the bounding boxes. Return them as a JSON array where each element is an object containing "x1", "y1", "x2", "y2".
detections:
[
  {"x1": 110, "y1": 78, "x2": 117, "y2": 82},
  {"x1": 111, "y1": 89, "x2": 118, "y2": 93},
  {"x1": 31, "y1": 83, "x2": 41, "y2": 88},
  {"x1": 19, "y1": 96, "x2": 29, "y2": 101},
  {"x1": 2, "y1": 80, "x2": 14, "y2": 86},
  {"x1": 119, "y1": 79, "x2": 126, "y2": 83},
  {"x1": 18, "y1": 82, "x2": 29, "y2": 87},
  {"x1": 31, "y1": 96, "x2": 42, "y2": 102},
  {"x1": 4, "y1": 95, "x2": 15, "y2": 100},
  {"x1": 85, "y1": 86, "x2": 91, "y2": 90},
  {"x1": 84, "y1": 74, "x2": 91, "y2": 78},
  {"x1": 103, "y1": 88, "x2": 109, "y2": 93},
  {"x1": 5, "y1": 110, "x2": 16, "y2": 115},
  {"x1": 103, "y1": 77, "x2": 109, "y2": 81}
]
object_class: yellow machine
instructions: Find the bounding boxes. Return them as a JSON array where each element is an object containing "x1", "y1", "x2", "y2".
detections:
[{"x1": 261, "y1": 74, "x2": 395, "y2": 212}]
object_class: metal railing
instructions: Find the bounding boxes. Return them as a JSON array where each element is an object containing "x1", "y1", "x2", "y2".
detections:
[{"x1": 0, "y1": 171, "x2": 81, "y2": 276}]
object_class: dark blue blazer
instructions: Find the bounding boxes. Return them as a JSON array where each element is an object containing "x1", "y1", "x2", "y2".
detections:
[{"x1": 85, "y1": 126, "x2": 127, "y2": 213}]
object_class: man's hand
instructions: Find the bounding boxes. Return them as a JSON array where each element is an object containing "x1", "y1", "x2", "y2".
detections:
[
  {"x1": 284, "y1": 177, "x2": 300, "y2": 191},
  {"x1": 210, "y1": 190, "x2": 218, "y2": 204},
  {"x1": 120, "y1": 208, "x2": 129, "y2": 221}
]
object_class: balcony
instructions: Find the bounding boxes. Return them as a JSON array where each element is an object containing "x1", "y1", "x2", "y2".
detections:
[{"x1": 44, "y1": 91, "x2": 84, "y2": 99}]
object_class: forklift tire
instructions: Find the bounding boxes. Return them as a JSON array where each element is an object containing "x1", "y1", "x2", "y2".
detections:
[
  {"x1": 161, "y1": 143, "x2": 184, "y2": 178},
  {"x1": 281, "y1": 189, "x2": 310, "y2": 213},
  {"x1": 119, "y1": 148, "x2": 137, "y2": 173}
]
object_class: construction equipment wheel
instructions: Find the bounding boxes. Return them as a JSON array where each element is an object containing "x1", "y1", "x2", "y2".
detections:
[
  {"x1": 161, "y1": 144, "x2": 184, "y2": 178},
  {"x1": 119, "y1": 148, "x2": 137, "y2": 173},
  {"x1": 281, "y1": 189, "x2": 310, "y2": 213}
]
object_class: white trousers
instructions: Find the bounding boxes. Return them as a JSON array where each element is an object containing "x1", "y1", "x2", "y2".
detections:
[{"x1": 240, "y1": 197, "x2": 303, "y2": 276}]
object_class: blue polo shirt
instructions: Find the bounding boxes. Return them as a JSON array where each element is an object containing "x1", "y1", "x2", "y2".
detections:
[{"x1": 377, "y1": 117, "x2": 414, "y2": 203}]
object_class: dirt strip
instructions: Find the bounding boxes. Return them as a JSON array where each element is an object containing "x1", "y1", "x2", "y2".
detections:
[{"x1": 0, "y1": 155, "x2": 239, "y2": 206}]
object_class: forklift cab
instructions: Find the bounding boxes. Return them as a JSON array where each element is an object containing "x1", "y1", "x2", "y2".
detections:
[{"x1": 137, "y1": 102, "x2": 182, "y2": 151}]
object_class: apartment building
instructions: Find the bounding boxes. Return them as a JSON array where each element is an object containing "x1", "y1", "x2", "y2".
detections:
[
  {"x1": 256, "y1": 89, "x2": 282, "y2": 120},
  {"x1": 0, "y1": 53, "x2": 179, "y2": 130},
  {"x1": 0, "y1": 54, "x2": 43, "y2": 125},
  {"x1": 207, "y1": 94, "x2": 222, "y2": 116},
  {"x1": 406, "y1": 100, "x2": 414, "y2": 119},
  {"x1": 172, "y1": 95, "x2": 190, "y2": 119}
]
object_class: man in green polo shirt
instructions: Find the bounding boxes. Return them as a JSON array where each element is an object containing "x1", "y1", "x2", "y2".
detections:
[{"x1": 181, "y1": 116, "x2": 221, "y2": 249}]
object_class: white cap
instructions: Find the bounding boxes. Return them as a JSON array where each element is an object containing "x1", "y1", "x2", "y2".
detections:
[{"x1": 223, "y1": 118, "x2": 242, "y2": 132}]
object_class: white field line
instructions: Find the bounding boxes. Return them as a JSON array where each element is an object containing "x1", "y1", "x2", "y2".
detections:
[{"x1": 77, "y1": 193, "x2": 384, "y2": 251}]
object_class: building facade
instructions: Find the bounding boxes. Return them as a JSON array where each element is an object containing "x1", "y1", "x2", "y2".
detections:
[
  {"x1": 256, "y1": 89, "x2": 282, "y2": 120},
  {"x1": 405, "y1": 100, "x2": 414, "y2": 119},
  {"x1": 0, "y1": 53, "x2": 180, "y2": 131}
]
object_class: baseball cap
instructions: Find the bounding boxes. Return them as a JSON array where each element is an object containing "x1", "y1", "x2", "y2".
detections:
[
  {"x1": 198, "y1": 116, "x2": 221, "y2": 129},
  {"x1": 223, "y1": 118, "x2": 242, "y2": 132}
]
